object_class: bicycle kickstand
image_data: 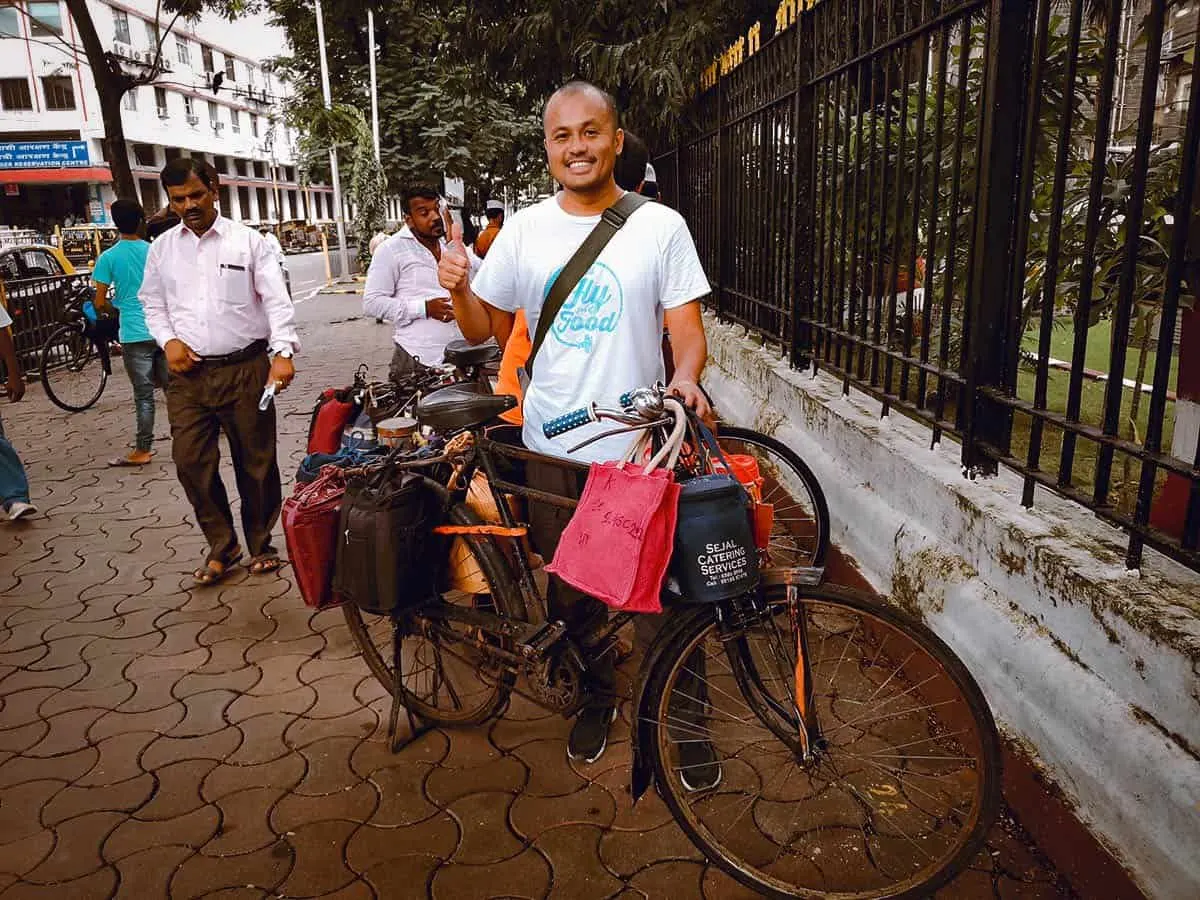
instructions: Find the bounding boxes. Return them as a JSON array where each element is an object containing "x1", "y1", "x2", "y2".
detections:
[{"x1": 387, "y1": 616, "x2": 433, "y2": 754}]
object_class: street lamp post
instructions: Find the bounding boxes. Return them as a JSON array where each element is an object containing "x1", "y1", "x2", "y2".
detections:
[
  {"x1": 367, "y1": 8, "x2": 381, "y2": 164},
  {"x1": 314, "y1": 0, "x2": 351, "y2": 281}
]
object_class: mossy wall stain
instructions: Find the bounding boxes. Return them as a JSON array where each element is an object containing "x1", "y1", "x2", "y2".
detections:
[{"x1": 890, "y1": 541, "x2": 980, "y2": 621}]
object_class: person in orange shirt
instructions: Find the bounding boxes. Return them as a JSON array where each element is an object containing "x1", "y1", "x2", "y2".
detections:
[{"x1": 474, "y1": 200, "x2": 504, "y2": 258}]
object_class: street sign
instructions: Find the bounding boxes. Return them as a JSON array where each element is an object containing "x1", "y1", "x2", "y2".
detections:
[{"x1": 0, "y1": 141, "x2": 91, "y2": 170}]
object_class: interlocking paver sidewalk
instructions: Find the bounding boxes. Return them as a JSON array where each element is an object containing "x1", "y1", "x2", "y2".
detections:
[{"x1": 0, "y1": 294, "x2": 1078, "y2": 898}]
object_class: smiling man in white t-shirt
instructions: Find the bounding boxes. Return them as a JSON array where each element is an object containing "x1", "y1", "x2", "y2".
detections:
[{"x1": 438, "y1": 81, "x2": 714, "y2": 777}]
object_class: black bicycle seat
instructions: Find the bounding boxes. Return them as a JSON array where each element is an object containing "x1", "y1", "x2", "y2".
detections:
[
  {"x1": 416, "y1": 383, "x2": 516, "y2": 432},
  {"x1": 443, "y1": 339, "x2": 500, "y2": 369}
]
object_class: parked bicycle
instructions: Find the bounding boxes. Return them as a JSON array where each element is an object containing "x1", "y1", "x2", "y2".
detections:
[
  {"x1": 343, "y1": 383, "x2": 1001, "y2": 899},
  {"x1": 38, "y1": 284, "x2": 118, "y2": 412}
]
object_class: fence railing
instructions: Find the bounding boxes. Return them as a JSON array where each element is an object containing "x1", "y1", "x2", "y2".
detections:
[{"x1": 659, "y1": 0, "x2": 1200, "y2": 573}]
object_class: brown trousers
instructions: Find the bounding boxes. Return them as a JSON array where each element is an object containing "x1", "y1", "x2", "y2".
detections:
[{"x1": 165, "y1": 352, "x2": 281, "y2": 562}]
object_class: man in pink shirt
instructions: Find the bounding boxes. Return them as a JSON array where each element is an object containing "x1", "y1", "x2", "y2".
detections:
[{"x1": 141, "y1": 158, "x2": 299, "y2": 585}]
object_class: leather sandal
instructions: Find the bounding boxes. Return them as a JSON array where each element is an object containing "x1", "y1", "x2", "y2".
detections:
[
  {"x1": 248, "y1": 554, "x2": 283, "y2": 575},
  {"x1": 193, "y1": 549, "x2": 243, "y2": 586}
]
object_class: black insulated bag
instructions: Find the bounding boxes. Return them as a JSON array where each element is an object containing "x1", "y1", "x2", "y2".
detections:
[{"x1": 333, "y1": 467, "x2": 443, "y2": 615}]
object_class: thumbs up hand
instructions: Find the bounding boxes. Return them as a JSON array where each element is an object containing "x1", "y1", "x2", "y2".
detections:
[{"x1": 438, "y1": 213, "x2": 471, "y2": 296}]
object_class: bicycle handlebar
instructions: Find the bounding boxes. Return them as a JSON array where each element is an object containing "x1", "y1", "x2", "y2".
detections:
[
  {"x1": 542, "y1": 385, "x2": 673, "y2": 440},
  {"x1": 542, "y1": 405, "x2": 597, "y2": 438}
]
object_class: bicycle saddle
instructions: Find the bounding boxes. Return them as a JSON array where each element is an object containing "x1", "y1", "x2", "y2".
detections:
[
  {"x1": 443, "y1": 339, "x2": 500, "y2": 369},
  {"x1": 416, "y1": 383, "x2": 517, "y2": 432}
]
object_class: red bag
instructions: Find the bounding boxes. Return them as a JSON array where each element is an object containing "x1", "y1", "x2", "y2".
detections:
[
  {"x1": 282, "y1": 466, "x2": 347, "y2": 609},
  {"x1": 307, "y1": 389, "x2": 359, "y2": 454},
  {"x1": 547, "y1": 463, "x2": 679, "y2": 613}
]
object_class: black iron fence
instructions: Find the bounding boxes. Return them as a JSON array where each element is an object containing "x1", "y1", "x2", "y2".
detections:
[{"x1": 659, "y1": 0, "x2": 1200, "y2": 572}]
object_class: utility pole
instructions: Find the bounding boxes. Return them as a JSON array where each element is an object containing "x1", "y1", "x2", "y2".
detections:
[
  {"x1": 314, "y1": 0, "x2": 351, "y2": 281},
  {"x1": 367, "y1": 8, "x2": 381, "y2": 164}
]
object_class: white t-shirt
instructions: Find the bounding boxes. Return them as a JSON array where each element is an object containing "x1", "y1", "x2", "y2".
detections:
[{"x1": 472, "y1": 193, "x2": 711, "y2": 462}]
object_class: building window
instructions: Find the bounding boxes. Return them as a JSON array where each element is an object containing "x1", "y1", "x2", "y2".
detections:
[
  {"x1": 246, "y1": 65, "x2": 255, "y2": 87},
  {"x1": 234, "y1": 158, "x2": 247, "y2": 176},
  {"x1": 28, "y1": 1, "x2": 62, "y2": 37},
  {"x1": 208, "y1": 100, "x2": 219, "y2": 126},
  {"x1": 1175, "y1": 74, "x2": 1192, "y2": 107},
  {"x1": 133, "y1": 143, "x2": 156, "y2": 166},
  {"x1": 123, "y1": 87, "x2": 137, "y2": 111},
  {"x1": 252, "y1": 160, "x2": 265, "y2": 178},
  {"x1": 41, "y1": 76, "x2": 75, "y2": 110},
  {"x1": 224, "y1": 55, "x2": 235, "y2": 82},
  {"x1": 155, "y1": 86, "x2": 168, "y2": 117},
  {"x1": 144, "y1": 18, "x2": 159, "y2": 48},
  {"x1": 164, "y1": 146, "x2": 182, "y2": 161},
  {"x1": 1, "y1": 4, "x2": 23, "y2": 37},
  {"x1": 229, "y1": 108, "x2": 239, "y2": 133},
  {"x1": 139, "y1": 179, "x2": 159, "y2": 214},
  {"x1": 213, "y1": 154, "x2": 228, "y2": 174},
  {"x1": 0, "y1": 78, "x2": 32, "y2": 110},
  {"x1": 201, "y1": 44, "x2": 214, "y2": 73},
  {"x1": 111, "y1": 9, "x2": 130, "y2": 43},
  {"x1": 176, "y1": 37, "x2": 189, "y2": 66},
  {"x1": 250, "y1": 114, "x2": 258, "y2": 138}
]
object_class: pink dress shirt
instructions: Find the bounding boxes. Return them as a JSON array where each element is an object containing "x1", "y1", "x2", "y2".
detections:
[{"x1": 140, "y1": 215, "x2": 300, "y2": 357}]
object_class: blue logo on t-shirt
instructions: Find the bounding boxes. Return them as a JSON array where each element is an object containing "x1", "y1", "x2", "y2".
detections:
[{"x1": 545, "y1": 262, "x2": 623, "y2": 353}]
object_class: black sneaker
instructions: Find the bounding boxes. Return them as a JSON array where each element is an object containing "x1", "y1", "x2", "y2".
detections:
[
  {"x1": 678, "y1": 740, "x2": 722, "y2": 792},
  {"x1": 567, "y1": 704, "x2": 617, "y2": 764}
]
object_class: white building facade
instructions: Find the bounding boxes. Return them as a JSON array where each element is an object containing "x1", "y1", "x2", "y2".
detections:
[{"x1": 0, "y1": 0, "x2": 341, "y2": 229}]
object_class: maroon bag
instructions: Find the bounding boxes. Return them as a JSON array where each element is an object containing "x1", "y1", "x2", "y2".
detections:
[
  {"x1": 282, "y1": 466, "x2": 347, "y2": 609},
  {"x1": 307, "y1": 388, "x2": 359, "y2": 454}
]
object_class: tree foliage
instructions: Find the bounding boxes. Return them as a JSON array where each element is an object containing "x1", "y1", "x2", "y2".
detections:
[{"x1": 267, "y1": 0, "x2": 771, "y2": 202}]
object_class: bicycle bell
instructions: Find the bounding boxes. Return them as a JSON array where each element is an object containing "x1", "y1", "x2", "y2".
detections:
[{"x1": 627, "y1": 386, "x2": 664, "y2": 419}]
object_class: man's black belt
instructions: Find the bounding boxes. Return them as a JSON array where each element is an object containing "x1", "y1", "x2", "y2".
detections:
[{"x1": 198, "y1": 339, "x2": 269, "y2": 367}]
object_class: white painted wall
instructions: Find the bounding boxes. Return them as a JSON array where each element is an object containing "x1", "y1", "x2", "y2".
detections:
[{"x1": 704, "y1": 313, "x2": 1200, "y2": 900}]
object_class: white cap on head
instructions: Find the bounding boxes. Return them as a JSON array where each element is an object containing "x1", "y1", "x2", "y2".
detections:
[
  {"x1": 644, "y1": 162, "x2": 658, "y2": 183},
  {"x1": 485, "y1": 199, "x2": 504, "y2": 212}
]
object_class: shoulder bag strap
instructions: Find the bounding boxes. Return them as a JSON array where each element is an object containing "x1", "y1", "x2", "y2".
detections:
[{"x1": 524, "y1": 191, "x2": 650, "y2": 380}]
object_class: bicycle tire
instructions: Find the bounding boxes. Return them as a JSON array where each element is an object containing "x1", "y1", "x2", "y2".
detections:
[
  {"x1": 40, "y1": 323, "x2": 106, "y2": 412},
  {"x1": 716, "y1": 426, "x2": 831, "y2": 569},
  {"x1": 642, "y1": 585, "x2": 1001, "y2": 899},
  {"x1": 343, "y1": 500, "x2": 527, "y2": 725}
]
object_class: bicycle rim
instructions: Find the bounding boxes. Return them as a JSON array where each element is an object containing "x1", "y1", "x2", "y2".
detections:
[
  {"x1": 645, "y1": 586, "x2": 1001, "y2": 899},
  {"x1": 40, "y1": 325, "x2": 105, "y2": 412},
  {"x1": 716, "y1": 426, "x2": 831, "y2": 569},
  {"x1": 343, "y1": 501, "x2": 526, "y2": 725}
]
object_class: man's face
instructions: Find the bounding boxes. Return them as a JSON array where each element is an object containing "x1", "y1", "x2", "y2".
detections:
[
  {"x1": 166, "y1": 173, "x2": 218, "y2": 234},
  {"x1": 544, "y1": 90, "x2": 623, "y2": 193},
  {"x1": 405, "y1": 196, "x2": 445, "y2": 241}
]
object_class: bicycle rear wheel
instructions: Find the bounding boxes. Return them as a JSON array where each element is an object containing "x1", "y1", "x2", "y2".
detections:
[
  {"x1": 343, "y1": 501, "x2": 527, "y2": 725},
  {"x1": 642, "y1": 585, "x2": 1001, "y2": 899},
  {"x1": 716, "y1": 426, "x2": 831, "y2": 569},
  {"x1": 40, "y1": 324, "x2": 106, "y2": 412}
]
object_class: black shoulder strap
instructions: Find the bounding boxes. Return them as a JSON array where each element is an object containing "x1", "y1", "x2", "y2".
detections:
[{"x1": 525, "y1": 192, "x2": 649, "y2": 377}]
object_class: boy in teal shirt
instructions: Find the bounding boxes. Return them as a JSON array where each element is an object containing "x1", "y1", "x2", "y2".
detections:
[{"x1": 93, "y1": 199, "x2": 166, "y2": 466}]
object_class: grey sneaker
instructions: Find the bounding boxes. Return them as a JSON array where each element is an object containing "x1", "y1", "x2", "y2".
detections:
[
  {"x1": 567, "y1": 705, "x2": 617, "y2": 764},
  {"x1": 6, "y1": 501, "x2": 37, "y2": 521},
  {"x1": 678, "y1": 739, "x2": 723, "y2": 792}
]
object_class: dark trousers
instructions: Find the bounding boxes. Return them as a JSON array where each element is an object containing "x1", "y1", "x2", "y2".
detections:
[
  {"x1": 165, "y1": 352, "x2": 281, "y2": 562},
  {"x1": 122, "y1": 340, "x2": 168, "y2": 452},
  {"x1": 526, "y1": 458, "x2": 706, "y2": 719},
  {"x1": 388, "y1": 344, "x2": 424, "y2": 384}
]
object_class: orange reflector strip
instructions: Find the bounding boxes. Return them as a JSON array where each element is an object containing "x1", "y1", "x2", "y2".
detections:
[
  {"x1": 433, "y1": 525, "x2": 528, "y2": 537},
  {"x1": 795, "y1": 631, "x2": 808, "y2": 723}
]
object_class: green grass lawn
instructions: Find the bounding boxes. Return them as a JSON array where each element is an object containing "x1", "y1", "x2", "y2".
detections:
[{"x1": 1019, "y1": 317, "x2": 1180, "y2": 392}]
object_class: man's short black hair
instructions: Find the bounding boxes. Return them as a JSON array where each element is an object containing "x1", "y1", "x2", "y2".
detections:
[
  {"x1": 614, "y1": 130, "x2": 650, "y2": 192},
  {"x1": 160, "y1": 156, "x2": 219, "y2": 191},
  {"x1": 402, "y1": 185, "x2": 441, "y2": 215},
  {"x1": 485, "y1": 207, "x2": 503, "y2": 221},
  {"x1": 110, "y1": 198, "x2": 144, "y2": 235},
  {"x1": 545, "y1": 80, "x2": 620, "y2": 130}
]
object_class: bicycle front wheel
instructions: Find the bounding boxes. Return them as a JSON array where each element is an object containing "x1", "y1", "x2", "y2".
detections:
[
  {"x1": 343, "y1": 500, "x2": 527, "y2": 725},
  {"x1": 717, "y1": 426, "x2": 831, "y2": 569},
  {"x1": 643, "y1": 585, "x2": 1001, "y2": 899},
  {"x1": 40, "y1": 324, "x2": 106, "y2": 412}
]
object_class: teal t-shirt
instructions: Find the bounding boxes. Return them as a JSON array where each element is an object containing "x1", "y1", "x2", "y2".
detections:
[{"x1": 92, "y1": 239, "x2": 151, "y2": 343}]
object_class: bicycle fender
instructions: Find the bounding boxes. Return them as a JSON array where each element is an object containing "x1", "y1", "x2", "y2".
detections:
[{"x1": 630, "y1": 605, "x2": 713, "y2": 803}]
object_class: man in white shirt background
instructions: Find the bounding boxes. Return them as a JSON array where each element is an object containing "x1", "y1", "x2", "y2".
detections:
[
  {"x1": 258, "y1": 226, "x2": 291, "y2": 298},
  {"x1": 141, "y1": 158, "x2": 299, "y2": 586},
  {"x1": 362, "y1": 186, "x2": 478, "y2": 383}
]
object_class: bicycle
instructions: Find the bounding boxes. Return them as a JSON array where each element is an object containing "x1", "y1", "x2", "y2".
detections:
[
  {"x1": 342, "y1": 383, "x2": 1001, "y2": 899},
  {"x1": 38, "y1": 284, "x2": 118, "y2": 412}
]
